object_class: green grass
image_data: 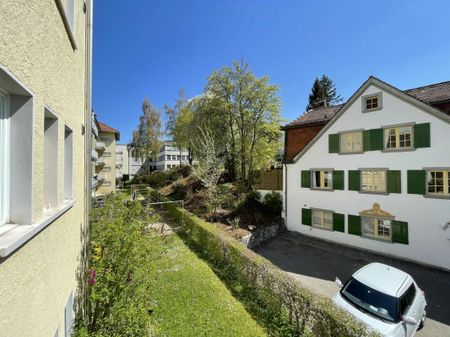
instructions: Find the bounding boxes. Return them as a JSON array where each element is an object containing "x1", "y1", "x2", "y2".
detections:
[{"x1": 147, "y1": 233, "x2": 266, "y2": 337}]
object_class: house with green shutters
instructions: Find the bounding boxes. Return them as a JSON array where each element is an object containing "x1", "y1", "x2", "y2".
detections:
[{"x1": 283, "y1": 76, "x2": 450, "y2": 270}]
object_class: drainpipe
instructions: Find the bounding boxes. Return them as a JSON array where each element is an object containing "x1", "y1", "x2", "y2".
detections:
[
  {"x1": 283, "y1": 163, "x2": 287, "y2": 226},
  {"x1": 85, "y1": 0, "x2": 93, "y2": 212}
]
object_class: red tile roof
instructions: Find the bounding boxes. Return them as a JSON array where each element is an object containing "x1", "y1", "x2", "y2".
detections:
[
  {"x1": 98, "y1": 121, "x2": 120, "y2": 140},
  {"x1": 404, "y1": 81, "x2": 450, "y2": 105},
  {"x1": 285, "y1": 80, "x2": 450, "y2": 129},
  {"x1": 283, "y1": 104, "x2": 343, "y2": 129}
]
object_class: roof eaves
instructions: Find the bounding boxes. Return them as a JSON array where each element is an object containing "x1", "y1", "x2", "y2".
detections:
[{"x1": 290, "y1": 76, "x2": 450, "y2": 164}]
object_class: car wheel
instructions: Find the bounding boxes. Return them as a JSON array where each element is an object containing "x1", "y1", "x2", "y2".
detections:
[{"x1": 418, "y1": 309, "x2": 426, "y2": 330}]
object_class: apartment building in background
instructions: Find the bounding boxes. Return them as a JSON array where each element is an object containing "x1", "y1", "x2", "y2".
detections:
[
  {"x1": 151, "y1": 141, "x2": 195, "y2": 171},
  {"x1": 116, "y1": 144, "x2": 145, "y2": 183},
  {"x1": 0, "y1": 1, "x2": 93, "y2": 336},
  {"x1": 95, "y1": 121, "x2": 120, "y2": 195}
]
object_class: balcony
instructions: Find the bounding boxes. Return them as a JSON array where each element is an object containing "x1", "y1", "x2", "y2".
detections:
[
  {"x1": 91, "y1": 149, "x2": 98, "y2": 161},
  {"x1": 96, "y1": 157, "x2": 105, "y2": 167},
  {"x1": 95, "y1": 141, "x2": 106, "y2": 151},
  {"x1": 97, "y1": 172, "x2": 105, "y2": 183}
]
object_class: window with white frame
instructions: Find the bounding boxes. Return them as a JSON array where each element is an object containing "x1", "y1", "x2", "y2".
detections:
[
  {"x1": 427, "y1": 170, "x2": 450, "y2": 196},
  {"x1": 361, "y1": 170, "x2": 386, "y2": 193},
  {"x1": 0, "y1": 67, "x2": 33, "y2": 231},
  {"x1": 340, "y1": 131, "x2": 363, "y2": 153},
  {"x1": 312, "y1": 209, "x2": 333, "y2": 230},
  {"x1": 362, "y1": 217, "x2": 391, "y2": 241},
  {"x1": 384, "y1": 125, "x2": 413, "y2": 150},
  {"x1": 0, "y1": 90, "x2": 10, "y2": 226},
  {"x1": 311, "y1": 170, "x2": 333, "y2": 189},
  {"x1": 43, "y1": 109, "x2": 59, "y2": 210}
]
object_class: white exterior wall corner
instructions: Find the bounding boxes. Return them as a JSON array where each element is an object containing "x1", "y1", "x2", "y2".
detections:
[
  {"x1": 0, "y1": 1, "x2": 88, "y2": 336},
  {"x1": 286, "y1": 83, "x2": 450, "y2": 270}
]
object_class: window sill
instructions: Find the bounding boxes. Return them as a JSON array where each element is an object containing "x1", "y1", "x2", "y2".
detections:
[
  {"x1": 0, "y1": 199, "x2": 75, "y2": 257},
  {"x1": 359, "y1": 190, "x2": 389, "y2": 195},
  {"x1": 423, "y1": 194, "x2": 450, "y2": 200},
  {"x1": 361, "y1": 234, "x2": 393, "y2": 244},
  {"x1": 338, "y1": 151, "x2": 364, "y2": 155},
  {"x1": 381, "y1": 148, "x2": 416, "y2": 153},
  {"x1": 310, "y1": 188, "x2": 334, "y2": 192}
]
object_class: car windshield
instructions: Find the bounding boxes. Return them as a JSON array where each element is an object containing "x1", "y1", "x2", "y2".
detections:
[{"x1": 341, "y1": 278, "x2": 399, "y2": 322}]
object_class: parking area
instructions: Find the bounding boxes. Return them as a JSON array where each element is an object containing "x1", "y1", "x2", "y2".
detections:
[{"x1": 254, "y1": 231, "x2": 450, "y2": 337}]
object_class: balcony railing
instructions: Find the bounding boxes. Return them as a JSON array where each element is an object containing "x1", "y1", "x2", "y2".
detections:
[
  {"x1": 97, "y1": 172, "x2": 105, "y2": 183},
  {"x1": 95, "y1": 141, "x2": 106, "y2": 151},
  {"x1": 96, "y1": 157, "x2": 105, "y2": 166}
]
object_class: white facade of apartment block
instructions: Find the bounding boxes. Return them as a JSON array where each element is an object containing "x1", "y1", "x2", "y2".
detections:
[
  {"x1": 153, "y1": 142, "x2": 192, "y2": 170},
  {"x1": 284, "y1": 77, "x2": 450, "y2": 270},
  {"x1": 116, "y1": 144, "x2": 145, "y2": 179}
]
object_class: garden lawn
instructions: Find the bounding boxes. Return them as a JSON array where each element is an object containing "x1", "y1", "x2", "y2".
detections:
[{"x1": 147, "y1": 233, "x2": 266, "y2": 337}]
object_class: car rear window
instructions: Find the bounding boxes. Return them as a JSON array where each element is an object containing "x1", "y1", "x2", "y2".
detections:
[{"x1": 341, "y1": 278, "x2": 399, "y2": 322}]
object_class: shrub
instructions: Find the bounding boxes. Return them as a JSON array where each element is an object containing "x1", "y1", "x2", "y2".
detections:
[
  {"x1": 74, "y1": 195, "x2": 164, "y2": 337},
  {"x1": 263, "y1": 191, "x2": 282, "y2": 215},
  {"x1": 152, "y1": 191, "x2": 378, "y2": 337},
  {"x1": 171, "y1": 182, "x2": 189, "y2": 200},
  {"x1": 177, "y1": 164, "x2": 192, "y2": 177}
]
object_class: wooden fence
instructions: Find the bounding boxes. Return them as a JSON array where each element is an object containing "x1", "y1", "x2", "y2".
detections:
[{"x1": 252, "y1": 169, "x2": 283, "y2": 191}]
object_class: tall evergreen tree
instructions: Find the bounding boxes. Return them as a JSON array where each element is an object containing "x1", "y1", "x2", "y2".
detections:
[{"x1": 306, "y1": 74, "x2": 343, "y2": 110}]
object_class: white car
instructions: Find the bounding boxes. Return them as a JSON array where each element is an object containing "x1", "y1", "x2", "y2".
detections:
[{"x1": 333, "y1": 263, "x2": 427, "y2": 337}]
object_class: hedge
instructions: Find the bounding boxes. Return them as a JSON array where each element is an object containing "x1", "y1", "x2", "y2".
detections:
[{"x1": 151, "y1": 190, "x2": 378, "y2": 337}]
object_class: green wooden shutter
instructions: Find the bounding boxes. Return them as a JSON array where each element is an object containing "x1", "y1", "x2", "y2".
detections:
[
  {"x1": 301, "y1": 170, "x2": 311, "y2": 188},
  {"x1": 333, "y1": 171, "x2": 344, "y2": 190},
  {"x1": 407, "y1": 170, "x2": 426, "y2": 195},
  {"x1": 387, "y1": 170, "x2": 401, "y2": 194},
  {"x1": 333, "y1": 213, "x2": 345, "y2": 232},
  {"x1": 363, "y1": 130, "x2": 371, "y2": 152},
  {"x1": 348, "y1": 215, "x2": 361, "y2": 236},
  {"x1": 363, "y1": 129, "x2": 383, "y2": 151},
  {"x1": 348, "y1": 170, "x2": 360, "y2": 191},
  {"x1": 302, "y1": 208, "x2": 312, "y2": 226},
  {"x1": 414, "y1": 123, "x2": 430, "y2": 148},
  {"x1": 370, "y1": 128, "x2": 384, "y2": 150},
  {"x1": 329, "y1": 133, "x2": 340, "y2": 153},
  {"x1": 392, "y1": 220, "x2": 409, "y2": 244}
]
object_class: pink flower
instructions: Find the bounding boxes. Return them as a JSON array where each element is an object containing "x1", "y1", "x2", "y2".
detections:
[{"x1": 89, "y1": 269, "x2": 96, "y2": 286}]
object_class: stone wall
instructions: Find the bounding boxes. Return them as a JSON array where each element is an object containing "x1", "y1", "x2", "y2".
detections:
[{"x1": 240, "y1": 219, "x2": 286, "y2": 249}]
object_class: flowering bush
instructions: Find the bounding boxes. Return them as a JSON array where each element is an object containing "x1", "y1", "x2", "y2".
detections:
[{"x1": 74, "y1": 195, "x2": 164, "y2": 337}]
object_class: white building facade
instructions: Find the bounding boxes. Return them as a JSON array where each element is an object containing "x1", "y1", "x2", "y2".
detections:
[
  {"x1": 153, "y1": 142, "x2": 192, "y2": 171},
  {"x1": 284, "y1": 77, "x2": 450, "y2": 270}
]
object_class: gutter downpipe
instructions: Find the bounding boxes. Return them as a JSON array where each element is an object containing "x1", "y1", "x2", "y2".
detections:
[
  {"x1": 283, "y1": 163, "x2": 287, "y2": 226},
  {"x1": 86, "y1": 0, "x2": 93, "y2": 213}
]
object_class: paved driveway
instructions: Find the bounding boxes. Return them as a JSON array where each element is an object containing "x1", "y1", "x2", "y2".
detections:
[{"x1": 254, "y1": 231, "x2": 450, "y2": 337}]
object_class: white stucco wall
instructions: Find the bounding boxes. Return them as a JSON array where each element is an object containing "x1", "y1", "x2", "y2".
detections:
[{"x1": 285, "y1": 83, "x2": 450, "y2": 270}]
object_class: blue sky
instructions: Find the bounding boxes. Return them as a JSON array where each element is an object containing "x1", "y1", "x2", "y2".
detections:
[{"x1": 93, "y1": 0, "x2": 450, "y2": 143}]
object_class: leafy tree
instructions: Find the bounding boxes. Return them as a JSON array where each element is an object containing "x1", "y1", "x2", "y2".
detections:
[
  {"x1": 190, "y1": 124, "x2": 225, "y2": 215},
  {"x1": 205, "y1": 61, "x2": 282, "y2": 187},
  {"x1": 306, "y1": 74, "x2": 343, "y2": 110},
  {"x1": 164, "y1": 90, "x2": 188, "y2": 165},
  {"x1": 130, "y1": 98, "x2": 162, "y2": 173}
]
